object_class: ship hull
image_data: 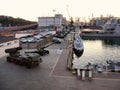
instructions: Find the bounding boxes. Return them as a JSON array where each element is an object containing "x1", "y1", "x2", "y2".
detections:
[{"x1": 73, "y1": 48, "x2": 84, "y2": 57}]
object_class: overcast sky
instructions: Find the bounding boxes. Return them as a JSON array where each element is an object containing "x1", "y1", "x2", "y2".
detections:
[{"x1": 0, "y1": 0, "x2": 120, "y2": 21}]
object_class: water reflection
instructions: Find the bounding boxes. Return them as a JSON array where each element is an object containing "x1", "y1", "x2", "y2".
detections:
[
  {"x1": 102, "y1": 38, "x2": 120, "y2": 46},
  {"x1": 73, "y1": 39, "x2": 120, "y2": 69}
]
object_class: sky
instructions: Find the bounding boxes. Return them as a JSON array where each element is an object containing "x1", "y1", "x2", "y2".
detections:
[{"x1": 0, "y1": 0, "x2": 120, "y2": 21}]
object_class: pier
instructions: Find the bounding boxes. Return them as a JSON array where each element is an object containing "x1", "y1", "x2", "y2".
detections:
[{"x1": 0, "y1": 33, "x2": 120, "y2": 90}]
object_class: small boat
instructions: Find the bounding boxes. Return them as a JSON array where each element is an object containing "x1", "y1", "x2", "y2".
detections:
[{"x1": 73, "y1": 39, "x2": 84, "y2": 57}]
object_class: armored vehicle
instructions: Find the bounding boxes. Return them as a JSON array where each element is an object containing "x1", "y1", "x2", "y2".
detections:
[
  {"x1": 5, "y1": 47, "x2": 42, "y2": 68},
  {"x1": 37, "y1": 48, "x2": 49, "y2": 56},
  {"x1": 26, "y1": 48, "x2": 49, "y2": 56},
  {"x1": 19, "y1": 53, "x2": 42, "y2": 68}
]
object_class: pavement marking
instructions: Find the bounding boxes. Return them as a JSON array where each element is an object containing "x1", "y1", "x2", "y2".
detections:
[
  {"x1": 51, "y1": 74, "x2": 120, "y2": 81},
  {"x1": 50, "y1": 72, "x2": 120, "y2": 81},
  {"x1": 49, "y1": 54, "x2": 61, "y2": 77},
  {"x1": 51, "y1": 75, "x2": 75, "y2": 79},
  {"x1": 94, "y1": 77, "x2": 120, "y2": 81}
]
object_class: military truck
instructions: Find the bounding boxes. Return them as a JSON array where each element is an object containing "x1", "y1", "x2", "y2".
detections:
[{"x1": 5, "y1": 47, "x2": 42, "y2": 68}]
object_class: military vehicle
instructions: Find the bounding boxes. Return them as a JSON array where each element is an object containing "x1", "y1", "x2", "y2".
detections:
[
  {"x1": 37, "y1": 48, "x2": 49, "y2": 56},
  {"x1": 5, "y1": 47, "x2": 42, "y2": 68},
  {"x1": 25, "y1": 48, "x2": 49, "y2": 56}
]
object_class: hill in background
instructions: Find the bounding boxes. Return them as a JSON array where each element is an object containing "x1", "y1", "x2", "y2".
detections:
[{"x1": 0, "y1": 15, "x2": 36, "y2": 27}]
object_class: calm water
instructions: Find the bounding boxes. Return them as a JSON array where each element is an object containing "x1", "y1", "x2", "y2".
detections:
[{"x1": 73, "y1": 38, "x2": 120, "y2": 68}]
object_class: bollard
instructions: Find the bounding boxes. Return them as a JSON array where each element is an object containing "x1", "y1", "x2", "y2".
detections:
[
  {"x1": 82, "y1": 70, "x2": 85, "y2": 80},
  {"x1": 77, "y1": 69, "x2": 81, "y2": 79},
  {"x1": 71, "y1": 68, "x2": 76, "y2": 75},
  {"x1": 88, "y1": 70, "x2": 92, "y2": 80}
]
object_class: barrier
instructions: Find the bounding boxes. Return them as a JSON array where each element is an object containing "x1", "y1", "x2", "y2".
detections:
[{"x1": 71, "y1": 68, "x2": 93, "y2": 81}]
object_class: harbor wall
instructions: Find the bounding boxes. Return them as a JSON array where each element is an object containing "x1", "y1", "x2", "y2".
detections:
[{"x1": 81, "y1": 34, "x2": 120, "y2": 39}]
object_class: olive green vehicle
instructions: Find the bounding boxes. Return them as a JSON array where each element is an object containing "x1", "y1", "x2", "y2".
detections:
[
  {"x1": 27, "y1": 48, "x2": 49, "y2": 56},
  {"x1": 5, "y1": 47, "x2": 42, "y2": 68}
]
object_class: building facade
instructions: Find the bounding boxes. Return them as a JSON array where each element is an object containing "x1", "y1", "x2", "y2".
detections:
[{"x1": 38, "y1": 14, "x2": 67, "y2": 31}]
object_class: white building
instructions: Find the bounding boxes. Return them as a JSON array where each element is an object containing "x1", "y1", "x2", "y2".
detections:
[{"x1": 38, "y1": 14, "x2": 67, "y2": 31}]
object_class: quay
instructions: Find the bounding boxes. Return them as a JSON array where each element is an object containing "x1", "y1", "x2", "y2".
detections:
[
  {"x1": 81, "y1": 33, "x2": 120, "y2": 39},
  {"x1": 0, "y1": 34, "x2": 120, "y2": 90}
]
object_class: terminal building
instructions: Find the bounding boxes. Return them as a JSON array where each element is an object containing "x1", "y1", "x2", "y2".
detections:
[{"x1": 38, "y1": 14, "x2": 67, "y2": 31}]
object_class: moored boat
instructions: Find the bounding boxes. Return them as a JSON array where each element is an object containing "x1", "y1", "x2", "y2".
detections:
[{"x1": 73, "y1": 38, "x2": 84, "y2": 57}]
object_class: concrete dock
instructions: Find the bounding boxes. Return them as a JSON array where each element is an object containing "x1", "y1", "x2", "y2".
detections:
[{"x1": 0, "y1": 35, "x2": 120, "y2": 90}]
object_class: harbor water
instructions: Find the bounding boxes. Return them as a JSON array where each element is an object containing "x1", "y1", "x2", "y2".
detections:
[{"x1": 73, "y1": 38, "x2": 120, "y2": 69}]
